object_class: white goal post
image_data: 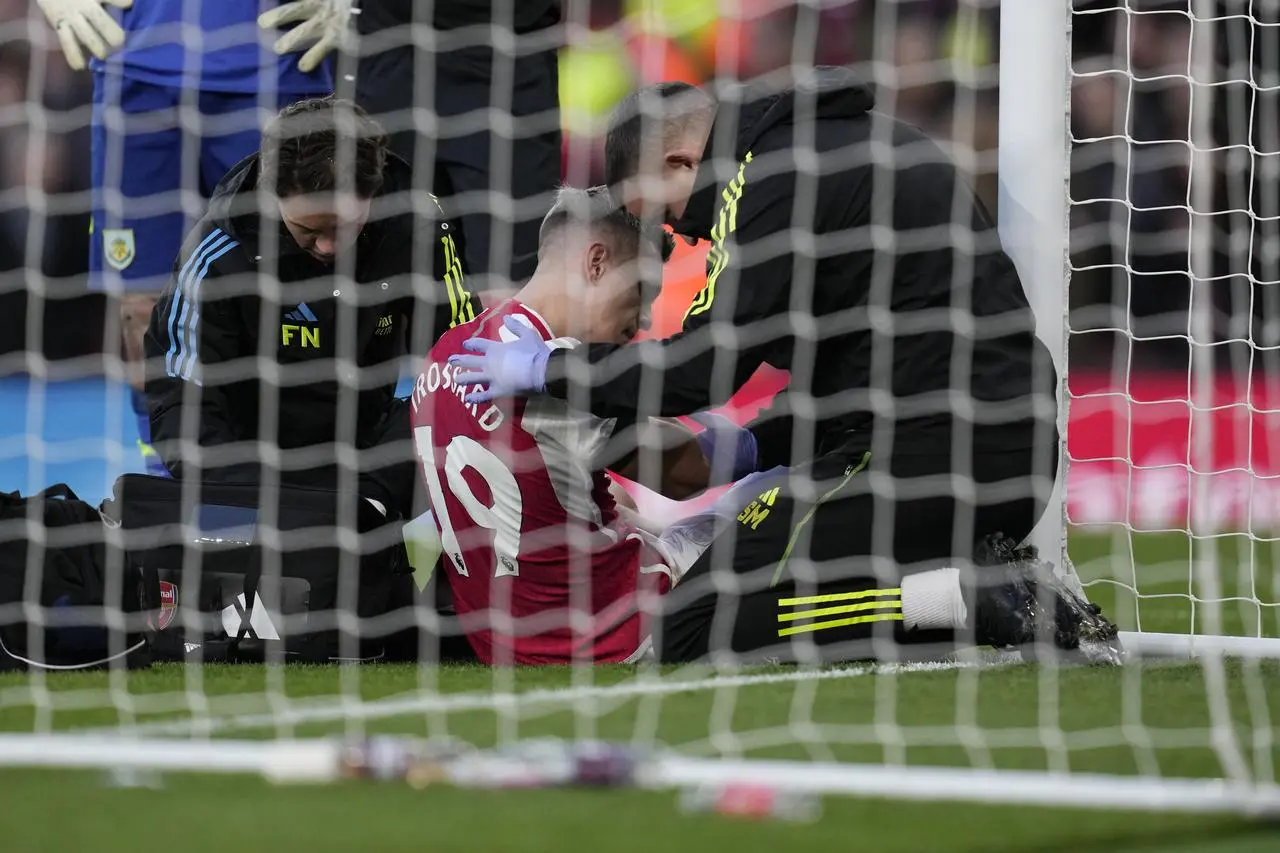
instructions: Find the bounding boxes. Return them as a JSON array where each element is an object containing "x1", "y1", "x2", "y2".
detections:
[{"x1": 997, "y1": 0, "x2": 1071, "y2": 576}]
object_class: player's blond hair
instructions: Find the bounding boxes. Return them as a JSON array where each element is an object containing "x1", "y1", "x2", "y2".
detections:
[{"x1": 537, "y1": 185, "x2": 675, "y2": 264}]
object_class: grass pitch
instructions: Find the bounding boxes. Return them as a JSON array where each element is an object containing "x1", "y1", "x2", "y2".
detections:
[{"x1": 0, "y1": 531, "x2": 1278, "y2": 853}]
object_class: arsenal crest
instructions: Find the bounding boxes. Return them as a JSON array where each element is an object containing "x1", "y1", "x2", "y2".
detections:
[
  {"x1": 102, "y1": 228, "x2": 136, "y2": 271},
  {"x1": 156, "y1": 580, "x2": 177, "y2": 631}
]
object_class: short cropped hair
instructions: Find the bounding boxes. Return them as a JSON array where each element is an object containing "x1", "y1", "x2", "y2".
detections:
[
  {"x1": 538, "y1": 185, "x2": 676, "y2": 264},
  {"x1": 604, "y1": 82, "x2": 716, "y2": 192},
  {"x1": 259, "y1": 96, "x2": 389, "y2": 199}
]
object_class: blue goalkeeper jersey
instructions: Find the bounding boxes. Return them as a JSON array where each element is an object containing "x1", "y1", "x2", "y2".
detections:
[{"x1": 92, "y1": 0, "x2": 330, "y2": 94}]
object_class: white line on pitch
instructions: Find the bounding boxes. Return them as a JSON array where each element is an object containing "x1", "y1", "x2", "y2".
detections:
[{"x1": 83, "y1": 656, "x2": 1012, "y2": 739}]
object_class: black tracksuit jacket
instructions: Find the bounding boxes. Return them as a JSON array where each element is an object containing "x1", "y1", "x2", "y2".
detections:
[
  {"x1": 143, "y1": 153, "x2": 479, "y2": 485},
  {"x1": 545, "y1": 67, "x2": 1058, "y2": 470},
  {"x1": 357, "y1": 0, "x2": 560, "y2": 37}
]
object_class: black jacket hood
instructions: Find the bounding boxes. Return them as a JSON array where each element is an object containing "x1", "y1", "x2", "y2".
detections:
[
  {"x1": 204, "y1": 153, "x2": 262, "y2": 246},
  {"x1": 674, "y1": 66, "x2": 876, "y2": 240}
]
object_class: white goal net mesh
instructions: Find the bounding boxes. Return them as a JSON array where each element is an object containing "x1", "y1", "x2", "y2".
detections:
[
  {"x1": 0, "y1": 0, "x2": 1275, "y2": 819},
  {"x1": 1068, "y1": 0, "x2": 1279, "y2": 643}
]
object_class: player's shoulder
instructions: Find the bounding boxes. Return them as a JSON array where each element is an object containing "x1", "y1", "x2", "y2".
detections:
[
  {"x1": 447, "y1": 301, "x2": 560, "y2": 346},
  {"x1": 429, "y1": 303, "x2": 569, "y2": 367},
  {"x1": 428, "y1": 306, "x2": 504, "y2": 360},
  {"x1": 490, "y1": 302, "x2": 583, "y2": 353}
]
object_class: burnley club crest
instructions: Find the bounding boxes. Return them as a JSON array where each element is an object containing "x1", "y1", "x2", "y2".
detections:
[{"x1": 103, "y1": 228, "x2": 135, "y2": 271}]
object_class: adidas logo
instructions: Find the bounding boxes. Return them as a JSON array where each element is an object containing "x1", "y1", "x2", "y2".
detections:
[{"x1": 284, "y1": 303, "x2": 318, "y2": 323}]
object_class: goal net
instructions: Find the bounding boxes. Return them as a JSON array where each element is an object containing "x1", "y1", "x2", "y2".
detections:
[
  {"x1": 1066, "y1": 0, "x2": 1280, "y2": 656},
  {"x1": 0, "y1": 0, "x2": 1278, "y2": 823}
]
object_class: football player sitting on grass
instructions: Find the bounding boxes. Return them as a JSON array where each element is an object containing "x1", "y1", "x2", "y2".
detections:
[{"x1": 410, "y1": 186, "x2": 737, "y2": 665}]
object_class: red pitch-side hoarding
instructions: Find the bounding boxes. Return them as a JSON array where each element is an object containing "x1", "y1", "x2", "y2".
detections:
[{"x1": 1067, "y1": 372, "x2": 1280, "y2": 532}]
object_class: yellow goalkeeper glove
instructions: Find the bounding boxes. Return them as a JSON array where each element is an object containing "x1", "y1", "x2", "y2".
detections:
[
  {"x1": 35, "y1": 0, "x2": 133, "y2": 71},
  {"x1": 258, "y1": 0, "x2": 355, "y2": 75}
]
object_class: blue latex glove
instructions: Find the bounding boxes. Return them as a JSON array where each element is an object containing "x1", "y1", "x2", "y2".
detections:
[
  {"x1": 689, "y1": 412, "x2": 759, "y2": 485},
  {"x1": 448, "y1": 315, "x2": 551, "y2": 404}
]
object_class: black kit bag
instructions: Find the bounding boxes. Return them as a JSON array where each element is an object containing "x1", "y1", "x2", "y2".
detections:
[
  {"x1": 101, "y1": 474, "x2": 410, "y2": 663},
  {"x1": 0, "y1": 485, "x2": 151, "y2": 671}
]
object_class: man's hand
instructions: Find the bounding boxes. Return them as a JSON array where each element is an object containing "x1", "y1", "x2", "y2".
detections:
[
  {"x1": 689, "y1": 412, "x2": 758, "y2": 486},
  {"x1": 609, "y1": 418, "x2": 711, "y2": 502},
  {"x1": 449, "y1": 316, "x2": 551, "y2": 404},
  {"x1": 258, "y1": 0, "x2": 354, "y2": 74},
  {"x1": 36, "y1": 0, "x2": 132, "y2": 71}
]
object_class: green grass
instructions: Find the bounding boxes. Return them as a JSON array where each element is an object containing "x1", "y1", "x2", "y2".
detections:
[
  {"x1": 0, "y1": 530, "x2": 1278, "y2": 852},
  {"x1": 1072, "y1": 530, "x2": 1280, "y2": 638},
  {"x1": 2, "y1": 771, "x2": 1278, "y2": 853}
]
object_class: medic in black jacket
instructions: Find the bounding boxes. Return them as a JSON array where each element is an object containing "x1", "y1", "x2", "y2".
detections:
[
  {"x1": 457, "y1": 69, "x2": 1056, "y2": 495},
  {"x1": 144, "y1": 96, "x2": 478, "y2": 515},
  {"x1": 573, "y1": 69, "x2": 1053, "y2": 466},
  {"x1": 449, "y1": 70, "x2": 1110, "y2": 664}
]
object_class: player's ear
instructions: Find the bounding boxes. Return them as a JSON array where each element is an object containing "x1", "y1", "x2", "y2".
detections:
[{"x1": 585, "y1": 241, "x2": 609, "y2": 284}]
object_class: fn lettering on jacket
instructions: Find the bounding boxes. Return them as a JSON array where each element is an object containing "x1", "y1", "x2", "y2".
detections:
[{"x1": 281, "y1": 325, "x2": 321, "y2": 348}]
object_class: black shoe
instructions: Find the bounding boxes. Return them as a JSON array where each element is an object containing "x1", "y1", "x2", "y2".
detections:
[
  {"x1": 971, "y1": 565, "x2": 1040, "y2": 648},
  {"x1": 973, "y1": 533, "x2": 1125, "y2": 664},
  {"x1": 1023, "y1": 559, "x2": 1125, "y2": 664}
]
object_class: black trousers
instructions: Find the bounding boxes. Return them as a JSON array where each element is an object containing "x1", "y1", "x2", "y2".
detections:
[
  {"x1": 655, "y1": 431, "x2": 1060, "y2": 664},
  {"x1": 352, "y1": 396, "x2": 417, "y2": 519},
  {"x1": 354, "y1": 44, "x2": 562, "y2": 288},
  {"x1": 173, "y1": 397, "x2": 418, "y2": 523}
]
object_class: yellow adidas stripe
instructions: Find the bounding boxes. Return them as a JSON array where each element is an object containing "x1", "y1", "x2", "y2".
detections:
[
  {"x1": 778, "y1": 612, "x2": 903, "y2": 638},
  {"x1": 440, "y1": 235, "x2": 460, "y2": 325},
  {"x1": 451, "y1": 235, "x2": 471, "y2": 323},
  {"x1": 686, "y1": 245, "x2": 724, "y2": 318},
  {"x1": 685, "y1": 169, "x2": 745, "y2": 318},
  {"x1": 684, "y1": 152, "x2": 753, "y2": 322},
  {"x1": 777, "y1": 599, "x2": 901, "y2": 622},
  {"x1": 440, "y1": 234, "x2": 474, "y2": 327},
  {"x1": 779, "y1": 587, "x2": 902, "y2": 607}
]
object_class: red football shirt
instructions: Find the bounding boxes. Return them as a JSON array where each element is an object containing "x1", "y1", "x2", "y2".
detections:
[{"x1": 409, "y1": 302, "x2": 674, "y2": 664}]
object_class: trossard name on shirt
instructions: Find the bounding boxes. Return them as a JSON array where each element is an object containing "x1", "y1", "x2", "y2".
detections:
[{"x1": 409, "y1": 358, "x2": 505, "y2": 432}]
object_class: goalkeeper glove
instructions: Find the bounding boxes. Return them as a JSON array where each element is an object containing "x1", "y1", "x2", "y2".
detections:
[
  {"x1": 258, "y1": 0, "x2": 355, "y2": 74},
  {"x1": 36, "y1": 0, "x2": 132, "y2": 71},
  {"x1": 689, "y1": 412, "x2": 759, "y2": 485}
]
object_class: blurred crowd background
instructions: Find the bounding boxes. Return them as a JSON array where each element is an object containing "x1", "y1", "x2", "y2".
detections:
[{"x1": 0, "y1": 0, "x2": 1275, "y2": 377}]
